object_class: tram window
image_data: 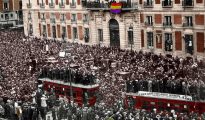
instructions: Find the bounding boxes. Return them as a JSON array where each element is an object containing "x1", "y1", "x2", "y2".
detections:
[
  {"x1": 142, "y1": 101, "x2": 149, "y2": 109},
  {"x1": 150, "y1": 102, "x2": 155, "y2": 105},
  {"x1": 175, "y1": 104, "x2": 180, "y2": 107},
  {"x1": 184, "y1": 105, "x2": 187, "y2": 109},
  {"x1": 73, "y1": 92, "x2": 76, "y2": 98}
]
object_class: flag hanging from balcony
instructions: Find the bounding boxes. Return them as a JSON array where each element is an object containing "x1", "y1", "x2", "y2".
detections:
[{"x1": 110, "y1": 3, "x2": 122, "y2": 14}]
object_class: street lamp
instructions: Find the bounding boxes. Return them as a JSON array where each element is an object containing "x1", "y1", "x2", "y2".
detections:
[{"x1": 128, "y1": 24, "x2": 133, "y2": 51}]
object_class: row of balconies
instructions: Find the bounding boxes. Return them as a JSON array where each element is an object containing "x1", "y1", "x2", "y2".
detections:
[
  {"x1": 27, "y1": 2, "x2": 77, "y2": 9},
  {"x1": 145, "y1": 22, "x2": 194, "y2": 28},
  {"x1": 85, "y1": 1, "x2": 138, "y2": 11},
  {"x1": 40, "y1": 18, "x2": 89, "y2": 24},
  {"x1": 144, "y1": 0, "x2": 194, "y2": 8}
]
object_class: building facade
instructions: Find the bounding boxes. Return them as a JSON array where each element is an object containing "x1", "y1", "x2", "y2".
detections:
[
  {"x1": 23, "y1": 0, "x2": 205, "y2": 59},
  {"x1": 0, "y1": 0, "x2": 23, "y2": 28}
]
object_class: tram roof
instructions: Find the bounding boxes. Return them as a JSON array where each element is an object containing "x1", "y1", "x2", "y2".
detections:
[{"x1": 38, "y1": 78, "x2": 99, "y2": 89}]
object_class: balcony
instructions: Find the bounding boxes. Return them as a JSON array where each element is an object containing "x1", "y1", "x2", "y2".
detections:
[
  {"x1": 59, "y1": 2, "x2": 65, "y2": 8},
  {"x1": 144, "y1": 21, "x2": 153, "y2": 26},
  {"x1": 70, "y1": 2, "x2": 76, "y2": 8},
  {"x1": 60, "y1": 18, "x2": 66, "y2": 23},
  {"x1": 27, "y1": 3, "x2": 32, "y2": 8},
  {"x1": 83, "y1": 19, "x2": 89, "y2": 24},
  {"x1": 41, "y1": 18, "x2": 46, "y2": 22},
  {"x1": 86, "y1": 1, "x2": 138, "y2": 11},
  {"x1": 144, "y1": 1, "x2": 153, "y2": 8},
  {"x1": 162, "y1": 1, "x2": 173, "y2": 8},
  {"x1": 71, "y1": 19, "x2": 77, "y2": 23},
  {"x1": 182, "y1": 0, "x2": 194, "y2": 8},
  {"x1": 50, "y1": 18, "x2": 56, "y2": 23},
  {"x1": 49, "y1": 3, "x2": 55, "y2": 8},
  {"x1": 40, "y1": 3, "x2": 45, "y2": 8},
  {"x1": 163, "y1": 22, "x2": 172, "y2": 27},
  {"x1": 183, "y1": 22, "x2": 193, "y2": 28}
]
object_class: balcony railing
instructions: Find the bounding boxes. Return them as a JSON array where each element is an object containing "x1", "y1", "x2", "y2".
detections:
[
  {"x1": 40, "y1": 3, "x2": 45, "y2": 8},
  {"x1": 182, "y1": 0, "x2": 194, "y2": 7},
  {"x1": 49, "y1": 3, "x2": 55, "y2": 8},
  {"x1": 162, "y1": 1, "x2": 173, "y2": 8},
  {"x1": 27, "y1": 3, "x2": 32, "y2": 8},
  {"x1": 145, "y1": 21, "x2": 153, "y2": 26},
  {"x1": 50, "y1": 18, "x2": 56, "y2": 23},
  {"x1": 144, "y1": 1, "x2": 153, "y2": 8},
  {"x1": 71, "y1": 19, "x2": 77, "y2": 23},
  {"x1": 83, "y1": 19, "x2": 89, "y2": 24},
  {"x1": 70, "y1": 2, "x2": 76, "y2": 8},
  {"x1": 86, "y1": 1, "x2": 138, "y2": 11},
  {"x1": 163, "y1": 22, "x2": 172, "y2": 27},
  {"x1": 60, "y1": 18, "x2": 66, "y2": 23},
  {"x1": 41, "y1": 18, "x2": 46, "y2": 22},
  {"x1": 183, "y1": 22, "x2": 193, "y2": 27},
  {"x1": 59, "y1": 2, "x2": 65, "y2": 8}
]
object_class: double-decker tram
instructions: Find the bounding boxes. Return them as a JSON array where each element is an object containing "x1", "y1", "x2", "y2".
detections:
[
  {"x1": 38, "y1": 64, "x2": 99, "y2": 107},
  {"x1": 124, "y1": 91, "x2": 205, "y2": 114}
]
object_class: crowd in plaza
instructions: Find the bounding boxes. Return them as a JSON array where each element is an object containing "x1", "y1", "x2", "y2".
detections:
[{"x1": 0, "y1": 29, "x2": 205, "y2": 119}]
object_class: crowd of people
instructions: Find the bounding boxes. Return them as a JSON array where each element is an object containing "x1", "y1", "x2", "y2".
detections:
[
  {"x1": 0, "y1": 29, "x2": 205, "y2": 119},
  {"x1": 1, "y1": 89, "x2": 205, "y2": 120},
  {"x1": 39, "y1": 67, "x2": 96, "y2": 85}
]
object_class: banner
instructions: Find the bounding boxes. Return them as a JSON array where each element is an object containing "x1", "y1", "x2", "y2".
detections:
[{"x1": 137, "y1": 91, "x2": 192, "y2": 101}]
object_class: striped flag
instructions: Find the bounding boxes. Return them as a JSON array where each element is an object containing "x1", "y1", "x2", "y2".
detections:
[{"x1": 110, "y1": 3, "x2": 122, "y2": 14}]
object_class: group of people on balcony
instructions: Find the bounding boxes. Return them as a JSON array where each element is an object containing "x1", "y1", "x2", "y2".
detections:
[{"x1": 85, "y1": 0, "x2": 133, "y2": 8}]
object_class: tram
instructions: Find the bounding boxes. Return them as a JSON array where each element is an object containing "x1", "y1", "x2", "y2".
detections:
[
  {"x1": 124, "y1": 91, "x2": 205, "y2": 114},
  {"x1": 38, "y1": 78, "x2": 99, "y2": 107}
]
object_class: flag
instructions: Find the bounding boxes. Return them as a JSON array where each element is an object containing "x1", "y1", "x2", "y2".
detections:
[{"x1": 110, "y1": 3, "x2": 122, "y2": 14}]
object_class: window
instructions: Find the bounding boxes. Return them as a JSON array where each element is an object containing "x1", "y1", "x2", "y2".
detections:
[
  {"x1": 83, "y1": 14, "x2": 88, "y2": 22},
  {"x1": 164, "y1": 33, "x2": 173, "y2": 51},
  {"x1": 145, "y1": 16, "x2": 153, "y2": 26},
  {"x1": 1, "y1": 14, "x2": 4, "y2": 19},
  {"x1": 49, "y1": 0, "x2": 54, "y2": 7},
  {"x1": 43, "y1": 25, "x2": 47, "y2": 37},
  {"x1": 29, "y1": 24, "x2": 33, "y2": 35},
  {"x1": 71, "y1": 14, "x2": 76, "y2": 22},
  {"x1": 162, "y1": 0, "x2": 172, "y2": 7},
  {"x1": 60, "y1": 14, "x2": 65, "y2": 22},
  {"x1": 5, "y1": 14, "x2": 9, "y2": 20},
  {"x1": 4, "y1": 2, "x2": 8, "y2": 10},
  {"x1": 98, "y1": 29, "x2": 103, "y2": 42},
  {"x1": 73, "y1": 27, "x2": 78, "y2": 39},
  {"x1": 147, "y1": 32, "x2": 153, "y2": 48},
  {"x1": 52, "y1": 26, "x2": 56, "y2": 38},
  {"x1": 183, "y1": 16, "x2": 193, "y2": 27},
  {"x1": 50, "y1": 13, "x2": 55, "y2": 23},
  {"x1": 28, "y1": 12, "x2": 32, "y2": 20},
  {"x1": 183, "y1": 0, "x2": 193, "y2": 6},
  {"x1": 84, "y1": 28, "x2": 89, "y2": 43},
  {"x1": 10, "y1": 14, "x2": 13, "y2": 18},
  {"x1": 184, "y1": 34, "x2": 193, "y2": 55},
  {"x1": 41, "y1": 13, "x2": 45, "y2": 20},
  {"x1": 71, "y1": 0, "x2": 76, "y2": 7},
  {"x1": 163, "y1": 16, "x2": 172, "y2": 26},
  {"x1": 62, "y1": 26, "x2": 66, "y2": 39},
  {"x1": 144, "y1": 0, "x2": 153, "y2": 7}
]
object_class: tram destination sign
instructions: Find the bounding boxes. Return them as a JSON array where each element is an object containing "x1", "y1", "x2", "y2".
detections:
[{"x1": 137, "y1": 91, "x2": 193, "y2": 101}]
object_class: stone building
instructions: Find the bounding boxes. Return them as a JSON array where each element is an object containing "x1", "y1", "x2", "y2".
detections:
[
  {"x1": 23, "y1": 0, "x2": 205, "y2": 59},
  {"x1": 0, "y1": 0, "x2": 23, "y2": 28}
]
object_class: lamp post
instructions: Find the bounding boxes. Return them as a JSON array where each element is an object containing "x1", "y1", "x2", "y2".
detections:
[{"x1": 128, "y1": 24, "x2": 133, "y2": 51}]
